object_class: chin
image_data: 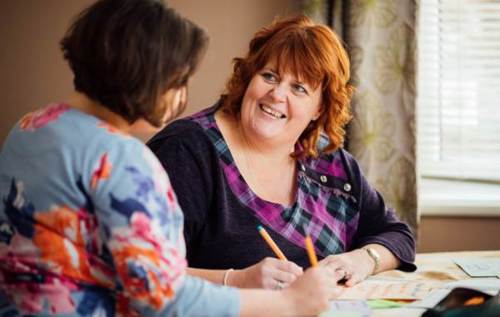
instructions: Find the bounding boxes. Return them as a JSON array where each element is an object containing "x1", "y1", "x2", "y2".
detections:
[{"x1": 251, "y1": 127, "x2": 284, "y2": 142}]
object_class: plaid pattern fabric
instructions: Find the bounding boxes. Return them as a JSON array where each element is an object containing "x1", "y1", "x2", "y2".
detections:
[{"x1": 189, "y1": 106, "x2": 360, "y2": 257}]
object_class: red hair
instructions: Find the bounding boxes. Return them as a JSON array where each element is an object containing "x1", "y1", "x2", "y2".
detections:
[{"x1": 222, "y1": 15, "x2": 354, "y2": 158}]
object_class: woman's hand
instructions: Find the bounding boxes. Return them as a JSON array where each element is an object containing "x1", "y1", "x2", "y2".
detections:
[
  {"x1": 319, "y1": 249, "x2": 375, "y2": 287},
  {"x1": 283, "y1": 265, "x2": 343, "y2": 316},
  {"x1": 231, "y1": 257, "x2": 303, "y2": 289}
]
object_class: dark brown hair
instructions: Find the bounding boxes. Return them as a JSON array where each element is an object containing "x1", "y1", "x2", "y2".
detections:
[
  {"x1": 223, "y1": 15, "x2": 353, "y2": 158},
  {"x1": 61, "y1": 0, "x2": 208, "y2": 126}
]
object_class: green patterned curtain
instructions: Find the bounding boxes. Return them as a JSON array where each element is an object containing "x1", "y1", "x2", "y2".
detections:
[{"x1": 326, "y1": 0, "x2": 419, "y2": 234}]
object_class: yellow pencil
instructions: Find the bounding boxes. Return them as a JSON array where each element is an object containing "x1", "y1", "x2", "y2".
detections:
[
  {"x1": 304, "y1": 233, "x2": 318, "y2": 267},
  {"x1": 257, "y1": 225, "x2": 287, "y2": 261}
]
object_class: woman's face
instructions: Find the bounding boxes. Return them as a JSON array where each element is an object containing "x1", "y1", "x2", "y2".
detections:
[{"x1": 239, "y1": 62, "x2": 322, "y2": 146}]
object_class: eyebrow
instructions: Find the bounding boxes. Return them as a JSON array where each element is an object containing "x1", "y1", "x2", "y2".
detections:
[
  {"x1": 263, "y1": 67, "x2": 278, "y2": 73},
  {"x1": 263, "y1": 67, "x2": 311, "y2": 87}
]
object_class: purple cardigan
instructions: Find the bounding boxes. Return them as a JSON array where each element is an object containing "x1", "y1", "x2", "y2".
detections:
[{"x1": 148, "y1": 104, "x2": 416, "y2": 271}]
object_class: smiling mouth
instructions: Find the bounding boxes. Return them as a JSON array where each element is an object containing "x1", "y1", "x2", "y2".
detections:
[{"x1": 259, "y1": 103, "x2": 286, "y2": 119}]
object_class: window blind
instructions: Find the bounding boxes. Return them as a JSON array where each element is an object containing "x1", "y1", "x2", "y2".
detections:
[{"x1": 417, "y1": 0, "x2": 500, "y2": 182}]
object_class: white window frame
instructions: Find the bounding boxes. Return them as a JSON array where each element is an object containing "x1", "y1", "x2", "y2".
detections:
[{"x1": 417, "y1": 0, "x2": 500, "y2": 216}]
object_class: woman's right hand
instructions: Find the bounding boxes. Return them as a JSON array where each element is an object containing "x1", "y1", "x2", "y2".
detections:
[
  {"x1": 230, "y1": 257, "x2": 303, "y2": 289},
  {"x1": 283, "y1": 266, "x2": 343, "y2": 316}
]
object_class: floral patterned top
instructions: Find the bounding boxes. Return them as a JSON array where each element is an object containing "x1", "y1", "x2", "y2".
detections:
[{"x1": 0, "y1": 103, "x2": 239, "y2": 316}]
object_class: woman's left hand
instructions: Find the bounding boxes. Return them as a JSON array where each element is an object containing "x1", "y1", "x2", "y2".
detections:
[
  {"x1": 319, "y1": 249, "x2": 375, "y2": 287},
  {"x1": 232, "y1": 257, "x2": 304, "y2": 289}
]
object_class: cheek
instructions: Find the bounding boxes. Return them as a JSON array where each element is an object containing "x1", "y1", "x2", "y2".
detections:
[
  {"x1": 289, "y1": 98, "x2": 321, "y2": 121},
  {"x1": 241, "y1": 87, "x2": 256, "y2": 115},
  {"x1": 163, "y1": 90, "x2": 180, "y2": 108},
  {"x1": 243, "y1": 77, "x2": 269, "y2": 104},
  {"x1": 162, "y1": 88, "x2": 187, "y2": 123},
  {"x1": 303, "y1": 94, "x2": 322, "y2": 121}
]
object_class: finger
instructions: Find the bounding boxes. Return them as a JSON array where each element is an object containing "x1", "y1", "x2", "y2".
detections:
[
  {"x1": 333, "y1": 268, "x2": 347, "y2": 281},
  {"x1": 321, "y1": 264, "x2": 344, "y2": 280},
  {"x1": 320, "y1": 269, "x2": 344, "y2": 300},
  {"x1": 322, "y1": 256, "x2": 347, "y2": 269},
  {"x1": 271, "y1": 270, "x2": 300, "y2": 284},
  {"x1": 344, "y1": 273, "x2": 361, "y2": 287},
  {"x1": 260, "y1": 258, "x2": 301, "y2": 276},
  {"x1": 345, "y1": 279, "x2": 356, "y2": 287},
  {"x1": 275, "y1": 260, "x2": 303, "y2": 276},
  {"x1": 261, "y1": 257, "x2": 280, "y2": 265},
  {"x1": 262, "y1": 278, "x2": 277, "y2": 290}
]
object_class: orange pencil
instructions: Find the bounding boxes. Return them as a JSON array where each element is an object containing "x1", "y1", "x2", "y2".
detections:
[
  {"x1": 257, "y1": 225, "x2": 287, "y2": 261},
  {"x1": 303, "y1": 228, "x2": 318, "y2": 267}
]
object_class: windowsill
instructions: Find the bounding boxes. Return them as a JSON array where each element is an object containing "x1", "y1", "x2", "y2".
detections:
[{"x1": 420, "y1": 178, "x2": 500, "y2": 217}]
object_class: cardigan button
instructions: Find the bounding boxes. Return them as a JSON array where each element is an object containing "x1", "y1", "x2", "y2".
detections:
[
  {"x1": 344, "y1": 183, "x2": 352, "y2": 192},
  {"x1": 320, "y1": 175, "x2": 328, "y2": 183}
]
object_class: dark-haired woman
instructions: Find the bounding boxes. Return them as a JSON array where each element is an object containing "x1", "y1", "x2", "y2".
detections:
[
  {"x1": 149, "y1": 15, "x2": 416, "y2": 291},
  {"x1": 0, "y1": 1, "x2": 341, "y2": 316}
]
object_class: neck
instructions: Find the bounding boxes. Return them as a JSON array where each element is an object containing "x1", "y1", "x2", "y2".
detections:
[
  {"x1": 66, "y1": 92, "x2": 132, "y2": 133},
  {"x1": 237, "y1": 122, "x2": 295, "y2": 166},
  {"x1": 216, "y1": 109, "x2": 298, "y2": 205}
]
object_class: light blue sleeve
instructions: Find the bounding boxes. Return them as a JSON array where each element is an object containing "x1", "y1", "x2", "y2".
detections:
[
  {"x1": 156, "y1": 276, "x2": 240, "y2": 317},
  {"x1": 89, "y1": 137, "x2": 240, "y2": 316}
]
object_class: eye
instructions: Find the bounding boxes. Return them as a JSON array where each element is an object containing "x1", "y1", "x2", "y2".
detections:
[
  {"x1": 292, "y1": 83, "x2": 308, "y2": 95},
  {"x1": 261, "y1": 71, "x2": 279, "y2": 83}
]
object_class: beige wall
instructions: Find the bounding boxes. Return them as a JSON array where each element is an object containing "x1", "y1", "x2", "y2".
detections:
[
  {"x1": 418, "y1": 216, "x2": 500, "y2": 253},
  {"x1": 0, "y1": 1, "x2": 93, "y2": 144},
  {"x1": 0, "y1": 0, "x2": 300, "y2": 144},
  {"x1": 1, "y1": 1, "x2": 498, "y2": 253}
]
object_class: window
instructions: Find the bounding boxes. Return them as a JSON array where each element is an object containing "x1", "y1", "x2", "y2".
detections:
[
  {"x1": 418, "y1": 0, "x2": 500, "y2": 215},
  {"x1": 418, "y1": 0, "x2": 500, "y2": 183}
]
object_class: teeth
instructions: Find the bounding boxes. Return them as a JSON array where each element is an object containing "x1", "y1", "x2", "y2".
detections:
[{"x1": 260, "y1": 104, "x2": 285, "y2": 119}]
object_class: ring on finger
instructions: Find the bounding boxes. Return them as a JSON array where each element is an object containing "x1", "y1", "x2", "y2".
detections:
[
  {"x1": 335, "y1": 268, "x2": 346, "y2": 278},
  {"x1": 275, "y1": 280, "x2": 283, "y2": 290}
]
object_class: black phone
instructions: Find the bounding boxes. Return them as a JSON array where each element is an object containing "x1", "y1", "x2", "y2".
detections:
[{"x1": 422, "y1": 287, "x2": 500, "y2": 317}]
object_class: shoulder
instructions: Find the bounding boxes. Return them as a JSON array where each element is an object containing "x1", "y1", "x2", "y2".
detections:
[
  {"x1": 314, "y1": 135, "x2": 363, "y2": 178},
  {"x1": 84, "y1": 119, "x2": 147, "y2": 164},
  {"x1": 5, "y1": 103, "x2": 149, "y2": 168},
  {"x1": 304, "y1": 136, "x2": 347, "y2": 179},
  {"x1": 152, "y1": 118, "x2": 206, "y2": 142},
  {"x1": 148, "y1": 118, "x2": 212, "y2": 156},
  {"x1": 86, "y1": 127, "x2": 167, "y2": 191},
  {"x1": 59, "y1": 111, "x2": 167, "y2": 189},
  {"x1": 300, "y1": 135, "x2": 366, "y2": 197},
  {"x1": 148, "y1": 106, "x2": 218, "y2": 154}
]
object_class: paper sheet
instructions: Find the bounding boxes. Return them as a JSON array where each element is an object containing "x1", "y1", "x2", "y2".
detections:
[
  {"x1": 407, "y1": 289, "x2": 451, "y2": 309},
  {"x1": 454, "y1": 258, "x2": 500, "y2": 278},
  {"x1": 338, "y1": 280, "x2": 437, "y2": 300},
  {"x1": 319, "y1": 300, "x2": 372, "y2": 317},
  {"x1": 445, "y1": 278, "x2": 500, "y2": 292}
]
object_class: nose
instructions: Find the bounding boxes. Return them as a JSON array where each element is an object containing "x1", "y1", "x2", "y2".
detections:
[{"x1": 270, "y1": 83, "x2": 287, "y2": 102}]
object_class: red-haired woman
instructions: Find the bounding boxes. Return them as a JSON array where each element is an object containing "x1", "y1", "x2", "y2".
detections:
[{"x1": 149, "y1": 15, "x2": 416, "y2": 291}]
